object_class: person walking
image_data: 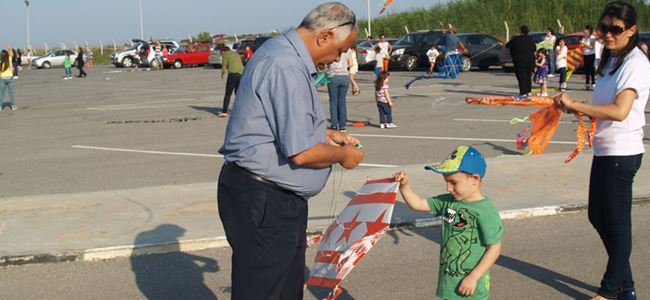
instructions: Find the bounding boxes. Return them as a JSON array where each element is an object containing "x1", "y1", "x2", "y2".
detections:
[
  {"x1": 582, "y1": 25, "x2": 597, "y2": 90},
  {"x1": 76, "y1": 47, "x2": 87, "y2": 78},
  {"x1": 1, "y1": 45, "x2": 17, "y2": 111},
  {"x1": 217, "y1": 44, "x2": 244, "y2": 118},
  {"x1": 217, "y1": 3, "x2": 363, "y2": 299},
  {"x1": 506, "y1": 26, "x2": 536, "y2": 97},
  {"x1": 327, "y1": 49, "x2": 349, "y2": 131},
  {"x1": 12, "y1": 49, "x2": 20, "y2": 79},
  {"x1": 347, "y1": 46, "x2": 360, "y2": 95},
  {"x1": 554, "y1": 2, "x2": 650, "y2": 299},
  {"x1": 544, "y1": 27, "x2": 557, "y2": 77},
  {"x1": 25, "y1": 48, "x2": 32, "y2": 70}
]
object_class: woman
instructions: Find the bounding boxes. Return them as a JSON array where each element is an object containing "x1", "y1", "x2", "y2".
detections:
[
  {"x1": 327, "y1": 50, "x2": 350, "y2": 132},
  {"x1": 0, "y1": 46, "x2": 17, "y2": 111},
  {"x1": 544, "y1": 27, "x2": 557, "y2": 77},
  {"x1": 347, "y1": 45, "x2": 360, "y2": 95},
  {"x1": 555, "y1": 2, "x2": 650, "y2": 299},
  {"x1": 76, "y1": 47, "x2": 87, "y2": 78},
  {"x1": 582, "y1": 25, "x2": 597, "y2": 90},
  {"x1": 506, "y1": 25, "x2": 536, "y2": 97}
]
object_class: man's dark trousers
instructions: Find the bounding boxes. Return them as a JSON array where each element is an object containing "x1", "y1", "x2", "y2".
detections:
[
  {"x1": 222, "y1": 73, "x2": 241, "y2": 113},
  {"x1": 218, "y1": 162, "x2": 307, "y2": 300},
  {"x1": 514, "y1": 61, "x2": 533, "y2": 95}
]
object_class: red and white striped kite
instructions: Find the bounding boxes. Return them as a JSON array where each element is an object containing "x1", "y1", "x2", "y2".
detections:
[
  {"x1": 305, "y1": 178, "x2": 399, "y2": 299},
  {"x1": 379, "y1": 0, "x2": 394, "y2": 14}
]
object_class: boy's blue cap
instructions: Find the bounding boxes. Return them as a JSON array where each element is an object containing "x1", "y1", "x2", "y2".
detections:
[{"x1": 424, "y1": 145, "x2": 486, "y2": 178}]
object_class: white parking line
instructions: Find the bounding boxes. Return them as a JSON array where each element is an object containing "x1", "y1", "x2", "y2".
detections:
[
  {"x1": 454, "y1": 117, "x2": 650, "y2": 127},
  {"x1": 71, "y1": 145, "x2": 396, "y2": 168},
  {"x1": 352, "y1": 133, "x2": 577, "y2": 145}
]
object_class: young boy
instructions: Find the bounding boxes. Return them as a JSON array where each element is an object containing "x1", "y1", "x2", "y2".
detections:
[{"x1": 394, "y1": 145, "x2": 503, "y2": 299}]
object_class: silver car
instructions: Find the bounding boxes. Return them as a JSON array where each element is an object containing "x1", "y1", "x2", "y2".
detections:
[
  {"x1": 208, "y1": 42, "x2": 235, "y2": 68},
  {"x1": 33, "y1": 50, "x2": 79, "y2": 69},
  {"x1": 356, "y1": 38, "x2": 397, "y2": 67}
]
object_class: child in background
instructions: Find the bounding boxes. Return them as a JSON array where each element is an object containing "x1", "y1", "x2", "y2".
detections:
[
  {"x1": 426, "y1": 45, "x2": 440, "y2": 74},
  {"x1": 374, "y1": 45, "x2": 383, "y2": 78},
  {"x1": 394, "y1": 145, "x2": 503, "y2": 300},
  {"x1": 375, "y1": 71, "x2": 396, "y2": 129},
  {"x1": 63, "y1": 51, "x2": 73, "y2": 80},
  {"x1": 533, "y1": 48, "x2": 549, "y2": 96},
  {"x1": 555, "y1": 37, "x2": 568, "y2": 91}
]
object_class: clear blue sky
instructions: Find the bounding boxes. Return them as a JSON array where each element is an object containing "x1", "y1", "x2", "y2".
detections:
[{"x1": 2, "y1": 0, "x2": 446, "y2": 49}]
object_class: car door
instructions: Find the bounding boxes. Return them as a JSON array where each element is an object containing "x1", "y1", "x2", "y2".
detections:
[
  {"x1": 198, "y1": 44, "x2": 210, "y2": 64},
  {"x1": 53, "y1": 50, "x2": 67, "y2": 66},
  {"x1": 480, "y1": 35, "x2": 502, "y2": 66},
  {"x1": 464, "y1": 35, "x2": 485, "y2": 65}
]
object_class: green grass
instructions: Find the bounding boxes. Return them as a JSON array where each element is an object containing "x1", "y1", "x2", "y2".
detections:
[{"x1": 359, "y1": 0, "x2": 650, "y2": 40}]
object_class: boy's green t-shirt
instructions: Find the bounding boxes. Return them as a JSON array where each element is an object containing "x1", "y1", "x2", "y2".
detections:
[
  {"x1": 427, "y1": 194, "x2": 503, "y2": 300},
  {"x1": 64, "y1": 56, "x2": 72, "y2": 68}
]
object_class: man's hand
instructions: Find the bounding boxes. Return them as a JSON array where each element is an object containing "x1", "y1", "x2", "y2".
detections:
[
  {"x1": 458, "y1": 274, "x2": 479, "y2": 296},
  {"x1": 326, "y1": 129, "x2": 359, "y2": 147},
  {"x1": 339, "y1": 143, "x2": 364, "y2": 169}
]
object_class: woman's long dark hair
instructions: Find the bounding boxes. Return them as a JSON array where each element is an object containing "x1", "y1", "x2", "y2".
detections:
[
  {"x1": 0, "y1": 50, "x2": 9, "y2": 72},
  {"x1": 597, "y1": 1, "x2": 647, "y2": 75}
]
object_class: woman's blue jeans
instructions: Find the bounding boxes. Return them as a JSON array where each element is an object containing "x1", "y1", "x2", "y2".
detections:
[
  {"x1": 588, "y1": 154, "x2": 643, "y2": 298},
  {"x1": 0, "y1": 78, "x2": 16, "y2": 108},
  {"x1": 327, "y1": 75, "x2": 349, "y2": 130}
]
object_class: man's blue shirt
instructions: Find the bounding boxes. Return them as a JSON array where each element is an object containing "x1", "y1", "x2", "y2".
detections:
[{"x1": 219, "y1": 30, "x2": 330, "y2": 199}]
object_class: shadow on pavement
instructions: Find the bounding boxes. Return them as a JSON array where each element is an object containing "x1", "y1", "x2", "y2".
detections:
[
  {"x1": 131, "y1": 224, "x2": 220, "y2": 300},
  {"x1": 305, "y1": 266, "x2": 356, "y2": 300},
  {"x1": 389, "y1": 201, "x2": 596, "y2": 298},
  {"x1": 190, "y1": 105, "x2": 223, "y2": 117}
]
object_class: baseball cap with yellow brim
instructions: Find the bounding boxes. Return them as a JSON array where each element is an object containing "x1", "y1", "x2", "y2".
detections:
[{"x1": 424, "y1": 145, "x2": 486, "y2": 178}]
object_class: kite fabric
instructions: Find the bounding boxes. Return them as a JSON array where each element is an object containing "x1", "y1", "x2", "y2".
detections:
[
  {"x1": 404, "y1": 54, "x2": 463, "y2": 89},
  {"x1": 379, "y1": 0, "x2": 394, "y2": 14},
  {"x1": 466, "y1": 95, "x2": 596, "y2": 163},
  {"x1": 305, "y1": 178, "x2": 399, "y2": 299}
]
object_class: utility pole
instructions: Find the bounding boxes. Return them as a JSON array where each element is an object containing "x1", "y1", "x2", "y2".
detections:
[
  {"x1": 367, "y1": 0, "x2": 372, "y2": 37},
  {"x1": 25, "y1": 0, "x2": 31, "y2": 49},
  {"x1": 139, "y1": 0, "x2": 144, "y2": 40}
]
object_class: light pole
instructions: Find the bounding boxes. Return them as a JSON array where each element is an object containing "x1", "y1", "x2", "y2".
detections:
[
  {"x1": 25, "y1": 0, "x2": 31, "y2": 49},
  {"x1": 139, "y1": 0, "x2": 144, "y2": 40},
  {"x1": 367, "y1": 0, "x2": 372, "y2": 37}
]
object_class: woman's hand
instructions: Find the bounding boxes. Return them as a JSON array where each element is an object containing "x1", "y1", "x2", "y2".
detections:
[{"x1": 553, "y1": 93, "x2": 576, "y2": 113}]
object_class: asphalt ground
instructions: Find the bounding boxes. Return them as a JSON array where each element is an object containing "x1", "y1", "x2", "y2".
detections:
[
  {"x1": 1, "y1": 204, "x2": 649, "y2": 300},
  {"x1": 3, "y1": 65, "x2": 645, "y2": 198}
]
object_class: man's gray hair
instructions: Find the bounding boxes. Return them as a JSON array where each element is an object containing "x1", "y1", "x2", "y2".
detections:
[{"x1": 299, "y1": 2, "x2": 356, "y2": 41}]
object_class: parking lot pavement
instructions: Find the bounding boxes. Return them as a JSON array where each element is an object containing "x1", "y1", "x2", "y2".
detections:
[{"x1": 0, "y1": 65, "x2": 648, "y2": 264}]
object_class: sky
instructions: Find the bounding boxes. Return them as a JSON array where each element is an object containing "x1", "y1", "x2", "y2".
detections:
[{"x1": 2, "y1": 0, "x2": 446, "y2": 49}]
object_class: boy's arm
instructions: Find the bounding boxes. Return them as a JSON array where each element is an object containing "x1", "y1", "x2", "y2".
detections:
[
  {"x1": 457, "y1": 243, "x2": 502, "y2": 296},
  {"x1": 398, "y1": 183, "x2": 430, "y2": 212}
]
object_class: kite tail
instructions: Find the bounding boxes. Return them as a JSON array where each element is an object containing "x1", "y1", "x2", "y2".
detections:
[
  {"x1": 588, "y1": 116, "x2": 596, "y2": 148},
  {"x1": 565, "y1": 113, "x2": 587, "y2": 163}
]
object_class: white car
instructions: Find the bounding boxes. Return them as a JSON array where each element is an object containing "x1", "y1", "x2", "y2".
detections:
[{"x1": 33, "y1": 50, "x2": 80, "y2": 69}]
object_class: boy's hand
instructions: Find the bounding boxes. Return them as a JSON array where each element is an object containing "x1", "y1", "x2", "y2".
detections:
[
  {"x1": 393, "y1": 171, "x2": 408, "y2": 186},
  {"x1": 458, "y1": 275, "x2": 479, "y2": 296}
]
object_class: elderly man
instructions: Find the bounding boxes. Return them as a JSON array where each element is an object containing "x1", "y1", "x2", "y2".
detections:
[{"x1": 217, "y1": 2, "x2": 363, "y2": 299}]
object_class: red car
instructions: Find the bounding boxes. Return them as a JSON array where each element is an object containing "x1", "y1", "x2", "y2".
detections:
[
  {"x1": 163, "y1": 43, "x2": 211, "y2": 69},
  {"x1": 563, "y1": 32, "x2": 587, "y2": 51}
]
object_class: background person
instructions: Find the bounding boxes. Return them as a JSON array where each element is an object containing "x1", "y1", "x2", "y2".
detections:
[
  {"x1": 544, "y1": 27, "x2": 557, "y2": 77},
  {"x1": 347, "y1": 45, "x2": 360, "y2": 95},
  {"x1": 218, "y1": 44, "x2": 244, "y2": 118},
  {"x1": 556, "y1": 37, "x2": 568, "y2": 91},
  {"x1": 506, "y1": 25, "x2": 536, "y2": 97},
  {"x1": 217, "y1": 3, "x2": 363, "y2": 299},
  {"x1": 327, "y1": 49, "x2": 349, "y2": 131},
  {"x1": 76, "y1": 47, "x2": 87, "y2": 78},
  {"x1": 554, "y1": 2, "x2": 650, "y2": 299},
  {"x1": 0, "y1": 45, "x2": 17, "y2": 111},
  {"x1": 582, "y1": 25, "x2": 597, "y2": 90}
]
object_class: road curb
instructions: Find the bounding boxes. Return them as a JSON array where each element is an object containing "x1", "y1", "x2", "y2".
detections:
[{"x1": 2, "y1": 197, "x2": 649, "y2": 267}]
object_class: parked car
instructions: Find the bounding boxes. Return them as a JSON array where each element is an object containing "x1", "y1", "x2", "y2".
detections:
[
  {"x1": 111, "y1": 39, "x2": 179, "y2": 68},
  {"x1": 389, "y1": 30, "x2": 445, "y2": 71},
  {"x1": 163, "y1": 43, "x2": 211, "y2": 69},
  {"x1": 208, "y1": 42, "x2": 235, "y2": 68},
  {"x1": 356, "y1": 38, "x2": 398, "y2": 67},
  {"x1": 563, "y1": 32, "x2": 586, "y2": 51},
  {"x1": 235, "y1": 39, "x2": 254, "y2": 60},
  {"x1": 32, "y1": 49, "x2": 79, "y2": 69},
  {"x1": 640, "y1": 32, "x2": 650, "y2": 47},
  {"x1": 456, "y1": 33, "x2": 506, "y2": 71},
  {"x1": 251, "y1": 36, "x2": 273, "y2": 52}
]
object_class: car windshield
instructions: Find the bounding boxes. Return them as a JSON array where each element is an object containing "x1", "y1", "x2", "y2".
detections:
[
  {"x1": 394, "y1": 34, "x2": 421, "y2": 46},
  {"x1": 174, "y1": 46, "x2": 186, "y2": 53}
]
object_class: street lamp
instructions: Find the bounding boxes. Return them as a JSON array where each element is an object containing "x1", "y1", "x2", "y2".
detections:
[
  {"x1": 139, "y1": 0, "x2": 144, "y2": 40},
  {"x1": 367, "y1": 0, "x2": 372, "y2": 37},
  {"x1": 25, "y1": 0, "x2": 31, "y2": 49}
]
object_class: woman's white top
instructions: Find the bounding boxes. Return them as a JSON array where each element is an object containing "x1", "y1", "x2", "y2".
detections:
[{"x1": 592, "y1": 47, "x2": 650, "y2": 156}]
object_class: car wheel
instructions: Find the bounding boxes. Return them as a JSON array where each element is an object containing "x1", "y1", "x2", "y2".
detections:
[
  {"x1": 173, "y1": 60, "x2": 182, "y2": 69},
  {"x1": 461, "y1": 57, "x2": 471, "y2": 72},
  {"x1": 42, "y1": 61, "x2": 51, "y2": 69},
  {"x1": 122, "y1": 57, "x2": 133, "y2": 68},
  {"x1": 405, "y1": 55, "x2": 418, "y2": 71}
]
